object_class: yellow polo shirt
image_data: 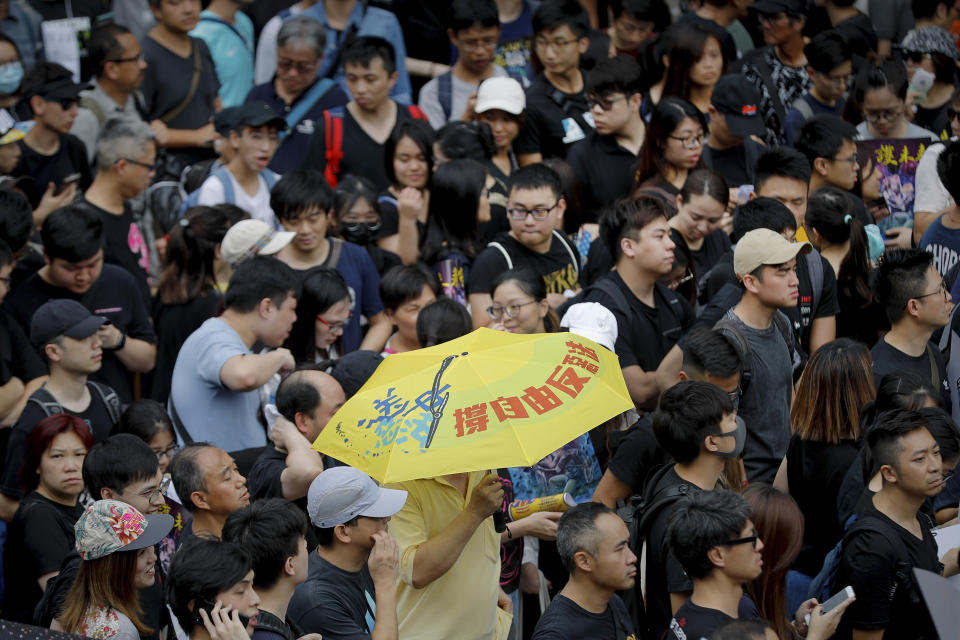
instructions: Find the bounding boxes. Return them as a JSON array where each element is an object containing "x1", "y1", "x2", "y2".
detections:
[{"x1": 386, "y1": 471, "x2": 506, "y2": 640}]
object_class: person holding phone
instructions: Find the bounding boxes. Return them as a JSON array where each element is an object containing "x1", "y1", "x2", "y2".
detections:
[{"x1": 56, "y1": 500, "x2": 174, "y2": 640}]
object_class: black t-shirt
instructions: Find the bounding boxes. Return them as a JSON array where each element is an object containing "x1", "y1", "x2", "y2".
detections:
[
  {"x1": 467, "y1": 231, "x2": 580, "y2": 296},
  {"x1": 671, "y1": 229, "x2": 731, "y2": 294},
  {"x1": 582, "y1": 271, "x2": 695, "y2": 372},
  {"x1": 288, "y1": 552, "x2": 378, "y2": 640},
  {"x1": 1, "y1": 382, "x2": 118, "y2": 499},
  {"x1": 833, "y1": 12, "x2": 878, "y2": 61},
  {"x1": 0, "y1": 308, "x2": 45, "y2": 387},
  {"x1": 531, "y1": 593, "x2": 635, "y2": 640},
  {"x1": 668, "y1": 600, "x2": 734, "y2": 640},
  {"x1": 566, "y1": 131, "x2": 639, "y2": 223},
  {"x1": 645, "y1": 466, "x2": 700, "y2": 639},
  {"x1": 582, "y1": 237, "x2": 613, "y2": 288},
  {"x1": 703, "y1": 144, "x2": 749, "y2": 189},
  {"x1": 785, "y1": 435, "x2": 860, "y2": 577},
  {"x1": 1, "y1": 491, "x2": 84, "y2": 623},
  {"x1": 516, "y1": 73, "x2": 594, "y2": 160},
  {"x1": 13, "y1": 134, "x2": 91, "y2": 208},
  {"x1": 606, "y1": 414, "x2": 670, "y2": 495},
  {"x1": 870, "y1": 337, "x2": 952, "y2": 412},
  {"x1": 3, "y1": 264, "x2": 156, "y2": 403},
  {"x1": 833, "y1": 499, "x2": 941, "y2": 640},
  {"x1": 78, "y1": 199, "x2": 151, "y2": 308},
  {"x1": 27, "y1": 0, "x2": 109, "y2": 19},
  {"x1": 150, "y1": 291, "x2": 222, "y2": 404}
]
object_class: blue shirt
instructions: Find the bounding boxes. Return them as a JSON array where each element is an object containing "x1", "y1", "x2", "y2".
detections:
[
  {"x1": 784, "y1": 92, "x2": 845, "y2": 146},
  {"x1": 919, "y1": 215, "x2": 960, "y2": 277},
  {"x1": 190, "y1": 10, "x2": 255, "y2": 107},
  {"x1": 329, "y1": 240, "x2": 384, "y2": 353},
  {"x1": 495, "y1": 0, "x2": 536, "y2": 87},
  {"x1": 299, "y1": 1, "x2": 412, "y2": 105},
  {"x1": 169, "y1": 317, "x2": 266, "y2": 450},
  {"x1": 245, "y1": 78, "x2": 349, "y2": 175},
  {"x1": 0, "y1": 0, "x2": 41, "y2": 69}
]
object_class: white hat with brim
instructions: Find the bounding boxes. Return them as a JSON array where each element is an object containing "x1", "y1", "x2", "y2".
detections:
[
  {"x1": 307, "y1": 466, "x2": 408, "y2": 529},
  {"x1": 221, "y1": 219, "x2": 296, "y2": 268}
]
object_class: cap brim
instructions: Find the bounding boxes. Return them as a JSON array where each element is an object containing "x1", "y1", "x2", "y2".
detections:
[
  {"x1": 723, "y1": 114, "x2": 766, "y2": 139},
  {"x1": 123, "y1": 513, "x2": 175, "y2": 552},
  {"x1": 475, "y1": 99, "x2": 524, "y2": 115},
  {"x1": 359, "y1": 487, "x2": 408, "y2": 519},
  {"x1": 48, "y1": 83, "x2": 92, "y2": 99},
  {"x1": 63, "y1": 315, "x2": 107, "y2": 340},
  {"x1": 243, "y1": 116, "x2": 288, "y2": 131},
  {"x1": 260, "y1": 230, "x2": 296, "y2": 255},
  {"x1": 764, "y1": 241, "x2": 813, "y2": 267},
  {"x1": 752, "y1": 0, "x2": 788, "y2": 13}
]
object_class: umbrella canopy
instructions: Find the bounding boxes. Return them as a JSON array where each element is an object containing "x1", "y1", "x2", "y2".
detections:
[{"x1": 313, "y1": 328, "x2": 632, "y2": 483}]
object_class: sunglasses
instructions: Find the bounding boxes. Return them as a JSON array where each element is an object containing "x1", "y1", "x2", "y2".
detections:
[{"x1": 948, "y1": 108, "x2": 960, "y2": 120}]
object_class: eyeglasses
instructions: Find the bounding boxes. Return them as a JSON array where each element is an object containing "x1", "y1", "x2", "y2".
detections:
[
  {"x1": 668, "y1": 132, "x2": 707, "y2": 149},
  {"x1": 944, "y1": 467, "x2": 955, "y2": 480},
  {"x1": 667, "y1": 270, "x2": 694, "y2": 290},
  {"x1": 910, "y1": 280, "x2": 950, "y2": 306},
  {"x1": 487, "y1": 300, "x2": 538, "y2": 320},
  {"x1": 342, "y1": 219, "x2": 381, "y2": 232},
  {"x1": 43, "y1": 96, "x2": 77, "y2": 110},
  {"x1": 122, "y1": 157, "x2": 158, "y2": 171},
  {"x1": 143, "y1": 476, "x2": 172, "y2": 504},
  {"x1": 534, "y1": 37, "x2": 580, "y2": 51},
  {"x1": 721, "y1": 533, "x2": 760, "y2": 549},
  {"x1": 831, "y1": 152, "x2": 859, "y2": 166},
  {"x1": 587, "y1": 94, "x2": 627, "y2": 111},
  {"x1": 106, "y1": 52, "x2": 144, "y2": 64},
  {"x1": 317, "y1": 311, "x2": 353, "y2": 332},
  {"x1": 904, "y1": 51, "x2": 930, "y2": 64},
  {"x1": 863, "y1": 108, "x2": 902, "y2": 124},
  {"x1": 152, "y1": 443, "x2": 180, "y2": 460},
  {"x1": 948, "y1": 108, "x2": 960, "y2": 121},
  {"x1": 727, "y1": 386, "x2": 741, "y2": 412},
  {"x1": 507, "y1": 201, "x2": 559, "y2": 220},
  {"x1": 277, "y1": 58, "x2": 318, "y2": 75},
  {"x1": 822, "y1": 72, "x2": 853, "y2": 88},
  {"x1": 459, "y1": 37, "x2": 498, "y2": 52}
]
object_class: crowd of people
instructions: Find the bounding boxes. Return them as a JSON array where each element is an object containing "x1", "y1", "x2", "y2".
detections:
[{"x1": 0, "y1": 0, "x2": 960, "y2": 639}]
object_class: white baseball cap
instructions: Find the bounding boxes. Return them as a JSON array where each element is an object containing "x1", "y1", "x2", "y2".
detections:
[
  {"x1": 560, "y1": 302, "x2": 618, "y2": 352},
  {"x1": 220, "y1": 219, "x2": 296, "y2": 268},
  {"x1": 475, "y1": 77, "x2": 526, "y2": 115},
  {"x1": 307, "y1": 467, "x2": 408, "y2": 529}
]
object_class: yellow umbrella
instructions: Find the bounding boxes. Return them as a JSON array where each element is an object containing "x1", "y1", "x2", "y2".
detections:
[{"x1": 313, "y1": 327, "x2": 632, "y2": 483}]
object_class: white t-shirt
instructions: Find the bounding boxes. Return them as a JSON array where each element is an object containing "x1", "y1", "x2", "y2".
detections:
[
  {"x1": 418, "y1": 66, "x2": 509, "y2": 129},
  {"x1": 255, "y1": 3, "x2": 307, "y2": 84},
  {"x1": 196, "y1": 168, "x2": 279, "y2": 227},
  {"x1": 914, "y1": 139, "x2": 955, "y2": 215}
]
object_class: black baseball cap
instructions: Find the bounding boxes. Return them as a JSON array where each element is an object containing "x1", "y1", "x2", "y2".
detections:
[
  {"x1": 213, "y1": 106, "x2": 243, "y2": 136},
  {"x1": 331, "y1": 350, "x2": 383, "y2": 399},
  {"x1": 30, "y1": 299, "x2": 105, "y2": 346},
  {"x1": 710, "y1": 74, "x2": 766, "y2": 139},
  {"x1": 27, "y1": 75, "x2": 91, "y2": 101},
  {"x1": 231, "y1": 102, "x2": 287, "y2": 132},
  {"x1": 752, "y1": 0, "x2": 808, "y2": 14}
]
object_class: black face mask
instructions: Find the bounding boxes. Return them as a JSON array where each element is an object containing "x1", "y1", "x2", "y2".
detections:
[{"x1": 340, "y1": 221, "x2": 380, "y2": 245}]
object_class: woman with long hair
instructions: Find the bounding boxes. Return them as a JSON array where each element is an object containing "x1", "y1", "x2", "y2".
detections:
[
  {"x1": 286, "y1": 266, "x2": 351, "y2": 364},
  {"x1": 774, "y1": 339, "x2": 875, "y2": 610},
  {"x1": 669, "y1": 169, "x2": 731, "y2": 291},
  {"x1": 633, "y1": 98, "x2": 707, "y2": 201},
  {"x1": 649, "y1": 24, "x2": 726, "y2": 115},
  {"x1": 331, "y1": 174, "x2": 401, "y2": 276},
  {"x1": 804, "y1": 187, "x2": 888, "y2": 345},
  {"x1": 57, "y1": 500, "x2": 173, "y2": 639},
  {"x1": 377, "y1": 120, "x2": 435, "y2": 263},
  {"x1": 152, "y1": 204, "x2": 247, "y2": 403},
  {"x1": 487, "y1": 268, "x2": 559, "y2": 334},
  {"x1": 2, "y1": 414, "x2": 95, "y2": 622},
  {"x1": 852, "y1": 59, "x2": 938, "y2": 141}
]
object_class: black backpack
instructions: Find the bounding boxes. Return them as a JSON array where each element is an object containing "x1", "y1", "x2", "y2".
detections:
[
  {"x1": 714, "y1": 310, "x2": 799, "y2": 396},
  {"x1": 615, "y1": 464, "x2": 693, "y2": 640},
  {"x1": 27, "y1": 382, "x2": 121, "y2": 425}
]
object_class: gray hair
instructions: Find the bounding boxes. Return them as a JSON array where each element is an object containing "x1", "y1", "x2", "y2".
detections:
[
  {"x1": 169, "y1": 442, "x2": 214, "y2": 513},
  {"x1": 556, "y1": 502, "x2": 614, "y2": 574},
  {"x1": 95, "y1": 115, "x2": 156, "y2": 172},
  {"x1": 667, "y1": 490, "x2": 752, "y2": 580},
  {"x1": 277, "y1": 15, "x2": 327, "y2": 58}
]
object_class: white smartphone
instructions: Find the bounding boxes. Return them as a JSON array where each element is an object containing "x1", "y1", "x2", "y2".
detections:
[{"x1": 804, "y1": 586, "x2": 855, "y2": 624}]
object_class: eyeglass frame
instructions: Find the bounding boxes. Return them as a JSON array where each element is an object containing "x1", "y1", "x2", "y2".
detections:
[
  {"x1": 862, "y1": 108, "x2": 903, "y2": 124},
  {"x1": 105, "y1": 52, "x2": 144, "y2": 65},
  {"x1": 152, "y1": 442, "x2": 181, "y2": 460},
  {"x1": 907, "y1": 280, "x2": 950, "y2": 307},
  {"x1": 42, "y1": 96, "x2": 78, "y2": 110},
  {"x1": 587, "y1": 94, "x2": 628, "y2": 111},
  {"x1": 317, "y1": 311, "x2": 353, "y2": 332},
  {"x1": 277, "y1": 57, "x2": 319, "y2": 75},
  {"x1": 122, "y1": 157, "x2": 158, "y2": 171},
  {"x1": 487, "y1": 300, "x2": 539, "y2": 320},
  {"x1": 668, "y1": 132, "x2": 707, "y2": 150},
  {"x1": 830, "y1": 152, "x2": 859, "y2": 166},
  {"x1": 457, "y1": 36, "x2": 499, "y2": 52},
  {"x1": 142, "y1": 475, "x2": 173, "y2": 504},
  {"x1": 533, "y1": 36, "x2": 581, "y2": 51},
  {"x1": 720, "y1": 533, "x2": 760, "y2": 549},
  {"x1": 507, "y1": 200, "x2": 560, "y2": 220}
]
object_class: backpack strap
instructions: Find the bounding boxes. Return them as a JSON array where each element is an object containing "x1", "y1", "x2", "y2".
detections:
[
  {"x1": 168, "y1": 396, "x2": 194, "y2": 445},
  {"x1": 78, "y1": 96, "x2": 106, "y2": 125},
  {"x1": 159, "y1": 39, "x2": 202, "y2": 124},
  {"x1": 211, "y1": 166, "x2": 235, "y2": 204},
  {"x1": 805, "y1": 249, "x2": 824, "y2": 321},
  {"x1": 551, "y1": 229, "x2": 580, "y2": 277},
  {"x1": 407, "y1": 104, "x2": 429, "y2": 122},
  {"x1": 280, "y1": 78, "x2": 336, "y2": 140},
  {"x1": 323, "y1": 108, "x2": 345, "y2": 188},
  {"x1": 261, "y1": 170, "x2": 279, "y2": 192},
  {"x1": 591, "y1": 277, "x2": 632, "y2": 319},
  {"x1": 791, "y1": 96, "x2": 815, "y2": 122},
  {"x1": 436, "y1": 72, "x2": 453, "y2": 122},
  {"x1": 198, "y1": 14, "x2": 251, "y2": 49},
  {"x1": 486, "y1": 241, "x2": 513, "y2": 270},
  {"x1": 26, "y1": 386, "x2": 64, "y2": 417},
  {"x1": 926, "y1": 343, "x2": 942, "y2": 392},
  {"x1": 87, "y1": 381, "x2": 121, "y2": 426},
  {"x1": 714, "y1": 316, "x2": 753, "y2": 395},
  {"x1": 772, "y1": 309, "x2": 801, "y2": 373},
  {"x1": 326, "y1": 237, "x2": 344, "y2": 269}
]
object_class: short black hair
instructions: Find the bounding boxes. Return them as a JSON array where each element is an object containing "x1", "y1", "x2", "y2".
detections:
[
  {"x1": 667, "y1": 489, "x2": 752, "y2": 580},
  {"x1": 416, "y1": 297, "x2": 472, "y2": 347},
  {"x1": 866, "y1": 408, "x2": 931, "y2": 475},
  {"x1": 379, "y1": 263, "x2": 441, "y2": 312},
  {"x1": 276, "y1": 370, "x2": 322, "y2": 423},
  {"x1": 88, "y1": 22, "x2": 133, "y2": 77},
  {"x1": 342, "y1": 36, "x2": 396, "y2": 75},
  {"x1": 533, "y1": 0, "x2": 590, "y2": 38},
  {"x1": 82, "y1": 434, "x2": 159, "y2": 497},
  {"x1": 805, "y1": 30, "x2": 851, "y2": 74},
  {"x1": 223, "y1": 256, "x2": 300, "y2": 314},
  {"x1": 0, "y1": 188, "x2": 34, "y2": 254},
  {"x1": 875, "y1": 248, "x2": 934, "y2": 323},
  {"x1": 0, "y1": 238, "x2": 12, "y2": 268},
  {"x1": 222, "y1": 498, "x2": 309, "y2": 591},
  {"x1": 117, "y1": 399, "x2": 175, "y2": 443},
  {"x1": 169, "y1": 442, "x2": 214, "y2": 513},
  {"x1": 938, "y1": 140, "x2": 960, "y2": 205},
  {"x1": 917, "y1": 407, "x2": 960, "y2": 463},
  {"x1": 652, "y1": 380, "x2": 734, "y2": 464},
  {"x1": 794, "y1": 115, "x2": 858, "y2": 167},
  {"x1": 600, "y1": 196, "x2": 670, "y2": 262},
  {"x1": 731, "y1": 197, "x2": 796, "y2": 242},
  {"x1": 682, "y1": 326, "x2": 743, "y2": 379},
  {"x1": 165, "y1": 539, "x2": 253, "y2": 635},
  {"x1": 556, "y1": 502, "x2": 616, "y2": 574},
  {"x1": 271, "y1": 169, "x2": 334, "y2": 222},
  {"x1": 585, "y1": 54, "x2": 649, "y2": 98},
  {"x1": 435, "y1": 120, "x2": 495, "y2": 162},
  {"x1": 710, "y1": 618, "x2": 775, "y2": 640},
  {"x1": 384, "y1": 119, "x2": 435, "y2": 186},
  {"x1": 853, "y1": 59, "x2": 909, "y2": 103},
  {"x1": 41, "y1": 205, "x2": 104, "y2": 263},
  {"x1": 753, "y1": 147, "x2": 812, "y2": 190},
  {"x1": 912, "y1": 0, "x2": 950, "y2": 20},
  {"x1": 315, "y1": 515, "x2": 360, "y2": 548},
  {"x1": 449, "y1": 0, "x2": 499, "y2": 33},
  {"x1": 508, "y1": 163, "x2": 563, "y2": 201},
  {"x1": 610, "y1": 0, "x2": 671, "y2": 31},
  {"x1": 19, "y1": 61, "x2": 72, "y2": 101}
]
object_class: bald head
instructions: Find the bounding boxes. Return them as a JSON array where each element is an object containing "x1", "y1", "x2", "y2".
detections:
[{"x1": 276, "y1": 368, "x2": 346, "y2": 440}]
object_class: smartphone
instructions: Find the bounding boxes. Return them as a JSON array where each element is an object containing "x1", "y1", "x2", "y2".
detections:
[
  {"x1": 192, "y1": 599, "x2": 250, "y2": 628},
  {"x1": 55, "y1": 173, "x2": 81, "y2": 196},
  {"x1": 805, "y1": 586, "x2": 855, "y2": 624}
]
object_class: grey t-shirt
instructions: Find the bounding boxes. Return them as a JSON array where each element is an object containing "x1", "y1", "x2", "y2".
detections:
[
  {"x1": 722, "y1": 309, "x2": 794, "y2": 484},
  {"x1": 169, "y1": 317, "x2": 267, "y2": 450},
  {"x1": 418, "y1": 66, "x2": 508, "y2": 129}
]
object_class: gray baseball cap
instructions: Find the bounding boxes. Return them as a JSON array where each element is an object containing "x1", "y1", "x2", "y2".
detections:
[{"x1": 307, "y1": 467, "x2": 408, "y2": 528}]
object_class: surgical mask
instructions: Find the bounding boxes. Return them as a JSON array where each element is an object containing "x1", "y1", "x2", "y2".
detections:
[
  {"x1": 713, "y1": 416, "x2": 746, "y2": 459},
  {"x1": 340, "y1": 220, "x2": 380, "y2": 245},
  {"x1": 0, "y1": 62, "x2": 23, "y2": 95}
]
